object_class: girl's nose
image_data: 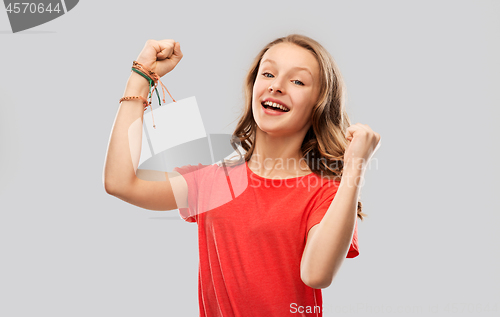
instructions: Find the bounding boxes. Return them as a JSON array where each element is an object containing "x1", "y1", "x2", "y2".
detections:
[{"x1": 268, "y1": 83, "x2": 283, "y2": 94}]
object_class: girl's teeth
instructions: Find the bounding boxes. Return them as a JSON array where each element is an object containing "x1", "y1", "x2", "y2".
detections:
[{"x1": 263, "y1": 101, "x2": 288, "y2": 111}]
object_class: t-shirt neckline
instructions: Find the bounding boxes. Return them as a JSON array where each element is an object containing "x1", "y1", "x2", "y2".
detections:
[{"x1": 245, "y1": 161, "x2": 314, "y2": 180}]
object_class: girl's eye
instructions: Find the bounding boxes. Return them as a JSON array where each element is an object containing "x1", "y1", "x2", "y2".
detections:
[{"x1": 262, "y1": 72, "x2": 305, "y2": 86}]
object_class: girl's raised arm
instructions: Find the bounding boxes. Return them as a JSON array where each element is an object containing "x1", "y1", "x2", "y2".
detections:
[{"x1": 102, "y1": 39, "x2": 187, "y2": 211}]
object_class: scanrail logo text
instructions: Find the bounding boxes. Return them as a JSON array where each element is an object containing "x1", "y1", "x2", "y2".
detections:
[{"x1": 3, "y1": 0, "x2": 79, "y2": 33}]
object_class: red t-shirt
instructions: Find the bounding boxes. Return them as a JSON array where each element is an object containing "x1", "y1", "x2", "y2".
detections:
[{"x1": 174, "y1": 160, "x2": 359, "y2": 317}]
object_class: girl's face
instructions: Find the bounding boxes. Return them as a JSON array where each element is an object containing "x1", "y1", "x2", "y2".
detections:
[{"x1": 252, "y1": 43, "x2": 321, "y2": 138}]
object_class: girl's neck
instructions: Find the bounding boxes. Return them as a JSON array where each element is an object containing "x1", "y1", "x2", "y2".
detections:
[{"x1": 248, "y1": 128, "x2": 311, "y2": 178}]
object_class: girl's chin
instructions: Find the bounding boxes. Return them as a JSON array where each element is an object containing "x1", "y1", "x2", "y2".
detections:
[{"x1": 255, "y1": 122, "x2": 289, "y2": 136}]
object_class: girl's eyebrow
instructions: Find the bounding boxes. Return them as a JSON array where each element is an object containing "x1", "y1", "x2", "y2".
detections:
[{"x1": 261, "y1": 59, "x2": 312, "y2": 79}]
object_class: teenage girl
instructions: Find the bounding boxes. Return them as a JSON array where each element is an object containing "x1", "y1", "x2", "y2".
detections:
[{"x1": 103, "y1": 34, "x2": 381, "y2": 317}]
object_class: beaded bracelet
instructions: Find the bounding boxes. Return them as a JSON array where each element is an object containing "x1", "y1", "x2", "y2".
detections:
[{"x1": 119, "y1": 96, "x2": 149, "y2": 110}]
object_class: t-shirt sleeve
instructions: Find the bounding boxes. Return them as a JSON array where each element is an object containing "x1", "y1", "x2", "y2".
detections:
[
  {"x1": 306, "y1": 188, "x2": 360, "y2": 259},
  {"x1": 173, "y1": 163, "x2": 207, "y2": 223}
]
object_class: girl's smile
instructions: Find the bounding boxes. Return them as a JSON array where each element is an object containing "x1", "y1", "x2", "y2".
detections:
[{"x1": 260, "y1": 97, "x2": 291, "y2": 115}]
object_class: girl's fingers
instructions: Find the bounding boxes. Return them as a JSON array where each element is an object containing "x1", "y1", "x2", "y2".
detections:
[
  {"x1": 345, "y1": 124, "x2": 357, "y2": 139},
  {"x1": 167, "y1": 42, "x2": 183, "y2": 64},
  {"x1": 346, "y1": 123, "x2": 379, "y2": 144},
  {"x1": 148, "y1": 39, "x2": 174, "y2": 59}
]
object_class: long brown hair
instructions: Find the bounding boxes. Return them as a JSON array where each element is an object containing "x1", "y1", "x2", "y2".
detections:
[{"x1": 225, "y1": 34, "x2": 366, "y2": 221}]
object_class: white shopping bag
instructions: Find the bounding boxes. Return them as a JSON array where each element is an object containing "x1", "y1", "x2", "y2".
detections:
[{"x1": 138, "y1": 96, "x2": 207, "y2": 167}]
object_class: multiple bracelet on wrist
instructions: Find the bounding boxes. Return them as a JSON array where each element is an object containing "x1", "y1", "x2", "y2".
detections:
[{"x1": 119, "y1": 61, "x2": 176, "y2": 129}]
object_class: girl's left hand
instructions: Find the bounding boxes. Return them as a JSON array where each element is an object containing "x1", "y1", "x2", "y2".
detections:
[{"x1": 344, "y1": 123, "x2": 381, "y2": 166}]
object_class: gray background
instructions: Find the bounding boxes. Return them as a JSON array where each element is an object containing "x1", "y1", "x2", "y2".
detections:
[{"x1": 1, "y1": 0, "x2": 499, "y2": 316}]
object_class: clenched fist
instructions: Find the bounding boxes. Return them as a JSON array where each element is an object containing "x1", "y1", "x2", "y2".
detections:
[
  {"x1": 135, "y1": 39, "x2": 183, "y2": 78},
  {"x1": 344, "y1": 123, "x2": 381, "y2": 165}
]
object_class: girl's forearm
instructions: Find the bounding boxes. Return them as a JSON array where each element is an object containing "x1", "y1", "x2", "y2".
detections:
[
  {"x1": 301, "y1": 160, "x2": 364, "y2": 288},
  {"x1": 103, "y1": 72, "x2": 150, "y2": 193}
]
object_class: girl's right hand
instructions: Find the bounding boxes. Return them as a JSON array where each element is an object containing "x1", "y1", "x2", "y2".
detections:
[{"x1": 135, "y1": 39, "x2": 183, "y2": 78}]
